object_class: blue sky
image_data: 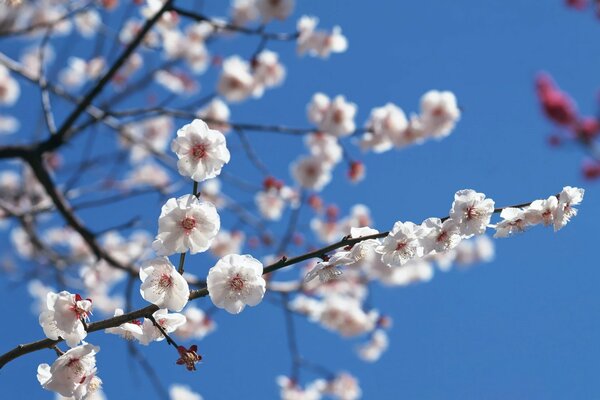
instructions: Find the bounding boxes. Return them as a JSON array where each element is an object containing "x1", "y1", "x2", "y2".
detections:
[{"x1": 1, "y1": 1, "x2": 600, "y2": 399}]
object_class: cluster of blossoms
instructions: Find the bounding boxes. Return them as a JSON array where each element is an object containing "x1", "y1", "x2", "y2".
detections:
[
  {"x1": 535, "y1": 72, "x2": 600, "y2": 179},
  {"x1": 277, "y1": 372, "x2": 361, "y2": 400}
]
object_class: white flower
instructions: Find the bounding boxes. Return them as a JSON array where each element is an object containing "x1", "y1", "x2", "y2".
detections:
[
  {"x1": 0, "y1": 114, "x2": 19, "y2": 135},
  {"x1": 171, "y1": 119, "x2": 231, "y2": 182},
  {"x1": 494, "y1": 207, "x2": 528, "y2": 238},
  {"x1": 347, "y1": 226, "x2": 381, "y2": 263},
  {"x1": 231, "y1": 0, "x2": 259, "y2": 26},
  {"x1": 305, "y1": 132, "x2": 343, "y2": 165},
  {"x1": 376, "y1": 221, "x2": 424, "y2": 266},
  {"x1": 153, "y1": 194, "x2": 220, "y2": 256},
  {"x1": 317, "y1": 95, "x2": 357, "y2": 137},
  {"x1": 139, "y1": 257, "x2": 189, "y2": 311},
  {"x1": 307, "y1": 92, "x2": 330, "y2": 125},
  {"x1": 318, "y1": 295, "x2": 378, "y2": 337},
  {"x1": 554, "y1": 186, "x2": 584, "y2": 231},
  {"x1": 120, "y1": 115, "x2": 173, "y2": 163},
  {"x1": 304, "y1": 251, "x2": 353, "y2": 283},
  {"x1": 255, "y1": 189, "x2": 287, "y2": 220},
  {"x1": 138, "y1": 309, "x2": 187, "y2": 345},
  {"x1": 210, "y1": 230, "x2": 245, "y2": 258},
  {"x1": 297, "y1": 16, "x2": 348, "y2": 58},
  {"x1": 217, "y1": 56, "x2": 255, "y2": 102},
  {"x1": 291, "y1": 155, "x2": 332, "y2": 191},
  {"x1": 449, "y1": 189, "x2": 495, "y2": 236},
  {"x1": 104, "y1": 308, "x2": 144, "y2": 341},
  {"x1": 278, "y1": 376, "x2": 326, "y2": 400},
  {"x1": 524, "y1": 196, "x2": 558, "y2": 227},
  {"x1": 170, "y1": 384, "x2": 203, "y2": 400},
  {"x1": 255, "y1": 0, "x2": 294, "y2": 22},
  {"x1": 361, "y1": 103, "x2": 408, "y2": 153},
  {"x1": 39, "y1": 291, "x2": 92, "y2": 348},
  {"x1": 37, "y1": 343, "x2": 101, "y2": 400},
  {"x1": 74, "y1": 9, "x2": 101, "y2": 38},
  {"x1": 420, "y1": 217, "x2": 462, "y2": 254},
  {"x1": 326, "y1": 373, "x2": 362, "y2": 400},
  {"x1": 419, "y1": 90, "x2": 460, "y2": 137},
  {"x1": 252, "y1": 50, "x2": 286, "y2": 90},
  {"x1": 175, "y1": 305, "x2": 216, "y2": 340},
  {"x1": 0, "y1": 64, "x2": 20, "y2": 105},
  {"x1": 197, "y1": 98, "x2": 231, "y2": 133},
  {"x1": 357, "y1": 329, "x2": 388, "y2": 362},
  {"x1": 206, "y1": 254, "x2": 266, "y2": 314}
]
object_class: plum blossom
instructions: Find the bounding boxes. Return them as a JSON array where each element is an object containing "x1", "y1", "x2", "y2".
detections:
[
  {"x1": 420, "y1": 217, "x2": 462, "y2": 254},
  {"x1": 361, "y1": 103, "x2": 408, "y2": 153},
  {"x1": 120, "y1": 115, "x2": 173, "y2": 163},
  {"x1": 297, "y1": 16, "x2": 348, "y2": 58},
  {"x1": 138, "y1": 309, "x2": 187, "y2": 345},
  {"x1": 140, "y1": 257, "x2": 189, "y2": 311},
  {"x1": 37, "y1": 343, "x2": 101, "y2": 400},
  {"x1": 449, "y1": 189, "x2": 495, "y2": 236},
  {"x1": 255, "y1": 0, "x2": 294, "y2": 22},
  {"x1": 305, "y1": 132, "x2": 343, "y2": 165},
  {"x1": 326, "y1": 373, "x2": 362, "y2": 400},
  {"x1": 304, "y1": 251, "x2": 353, "y2": 283},
  {"x1": 171, "y1": 119, "x2": 231, "y2": 182},
  {"x1": 231, "y1": 0, "x2": 259, "y2": 26},
  {"x1": 217, "y1": 56, "x2": 255, "y2": 102},
  {"x1": 524, "y1": 196, "x2": 558, "y2": 226},
  {"x1": 197, "y1": 98, "x2": 231, "y2": 133},
  {"x1": 554, "y1": 186, "x2": 584, "y2": 231},
  {"x1": 210, "y1": 230, "x2": 245, "y2": 258},
  {"x1": 153, "y1": 194, "x2": 220, "y2": 256},
  {"x1": 376, "y1": 221, "x2": 424, "y2": 267},
  {"x1": 309, "y1": 94, "x2": 357, "y2": 137},
  {"x1": 252, "y1": 50, "x2": 286, "y2": 92},
  {"x1": 104, "y1": 308, "x2": 143, "y2": 341},
  {"x1": 255, "y1": 188, "x2": 287, "y2": 220},
  {"x1": 357, "y1": 329, "x2": 388, "y2": 362},
  {"x1": 39, "y1": 291, "x2": 92, "y2": 347},
  {"x1": 176, "y1": 344, "x2": 202, "y2": 371},
  {"x1": 318, "y1": 295, "x2": 378, "y2": 337},
  {"x1": 175, "y1": 305, "x2": 216, "y2": 340},
  {"x1": 291, "y1": 155, "x2": 332, "y2": 191},
  {"x1": 206, "y1": 254, "x2": 266, "y2": 314},
  {"x1": 74, "y1": 9, "x2": 101, "y2": 38},
  {"x1": 0, "y1": 64, "x2": 20, "y2": 105},
  {"x1": 277, "y1": 376, "x2": 326, "y2": 400},
  {"x1": 493, "y1": 207, "x2": 528, "y2": 238},
  {"x1": 170, "y1": 384, "x2": 203, "y2": 400},
  {"x1": 0, "y1": 114, "x2": 19, "y2": 134},
  {"x1": 419, "y1": 90, "x2": 461, "y2": 137}
]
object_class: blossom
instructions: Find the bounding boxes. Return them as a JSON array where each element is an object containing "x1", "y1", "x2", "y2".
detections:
[
  {"x1": 255, "y1": 0, "x2": 294, "y2": 22},
  {"x1": 140, "y1": 257, "x2": 189, "y2": 311},
  {"x1": 524, "y1": 196, "x2": 558, "y2": 226},
  {"x1": 73, "y1": 9, "x2": 101, "y2": 38},
  {"x1": 217, "y1": 56, "x2": 255, "y2": 102},
  {"x1": 210, "y1": 230, "x2": 245, "y2": 258},
  {"x1": 291, "y1": 155, "x2": 332, "y2": 191},
  {"x1": 297, "y1": 16, "x2": 348, "y2": 58},
  {"x1": 152, "y1": 194, "x2": 220, "y2": 256},
  {"x1": 449, "y1": 189, "x2": 495, "y2": 236},
  {"x1": 419, "y1": 90, "x2": 461, "y2": 137},
  {"x1": 176, "y1": 344, "x2": 202, "y2": 371},
  {"x1": 357, "y1": 329, "x2": 388, "y2": 362},
  {"x1": 255, "y1": 188, "x2": 287, "y2": 220},
  {"x1": 494, "y1": 207, "x2": 528, "y2": 238},
  {"x1": 206, "y1": 254, "x2": 266, "y2": 314},
  {"x1": 361, "y1": 103, "x2": 408, "y2": 153},
  {"x1": 304, "y1": 251, "x2": 353, "y2": 283},
  {"x1": 171, "y1": 119, "x2": 231, "y2": 182},
  {"x1": 277, "y1": 376, "x2": 326, "y2": 400},
  {"x1": 37, "y1": 343, "x2": 101, "y2": 400},
  {"x1": 104, "y1": 308, "x2": 144, "y2": 341},
  {"x1": 138, "y1": 309, "x2": 187, "y2": 345},
  {"x1": 554, "y1": 186, "x2": 584, "y2": 231},
  {"x1": 39, "y1": 291, "x2": 92, "y2": 348},
  {"x1": 231, "y1": 0, "x2": 259, "y2": 26},
  {"x1": 305, "y1": 132, "x2": 343, "y2": 165},
  {"x1": 197, "y1": 98, "x2": 231, "y2": 133},
  {"x1": 376, "y1": 221, "x2": 424, "y2": 266},
  {"x1": 252, "y1": 50, "x2": 286, "y2": 91},
  {"x1": 420, "y1": 217, "x2": 462, "y2": 254},
  {"x1": 317, "y1": 95, "x2": 357, "y2": 137},
  {"x1": 318, "y1": 295, "x2": 378, "y2": 337},
  {"x1": 326, "y1": 373, "x2": 362, "y2": 400},
  {"x1": 175, "y1": 305, "x2": 216, "y2": 340},
  {"x1": 170, "y1": 384, "x2": 203, "y2": 400},
  {"x1": 0, "y1": 64, "x2": 20, "y2": 105}
]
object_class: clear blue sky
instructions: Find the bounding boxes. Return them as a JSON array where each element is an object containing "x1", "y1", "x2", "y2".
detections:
[{"x1": 1, "y1": 1, "x2": 600, "y2": 399}]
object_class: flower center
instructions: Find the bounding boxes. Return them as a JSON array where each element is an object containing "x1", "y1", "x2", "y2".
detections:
[
  {"x1": 181, "y1": 217, "x2": 196, "y2": 232},
  {"x1": 333, "y1": 108, "x2": 345, "y2": 124},
  {"x1": 190, "y1": 143, "x2": 207, "y2": 160},
  {"x1": 158, "y1": 273, "x2": 173, "y2": 289},
  {"x1": 229, "y1": 274, "x2": 244, "y2": 291},
  {"x1": 466, "y1": 205, "x2": 483, "y2": 220}
]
